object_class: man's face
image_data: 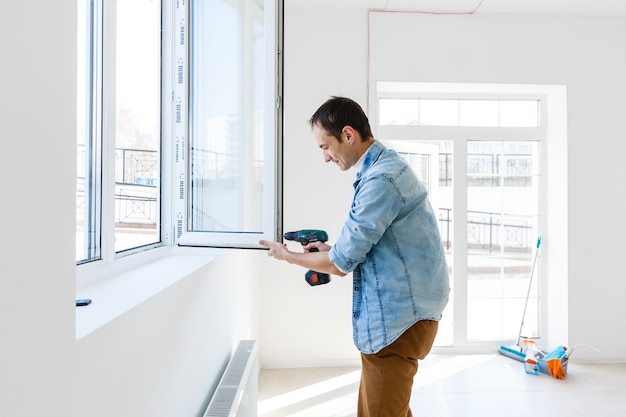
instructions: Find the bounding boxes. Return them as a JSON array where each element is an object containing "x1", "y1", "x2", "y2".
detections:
[{"x1": 312, "y1": 123, "x2": 355, "y2": 171}]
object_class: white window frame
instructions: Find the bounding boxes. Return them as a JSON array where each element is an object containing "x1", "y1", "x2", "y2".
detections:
[
  {"x1": 374, "y1": 82, "x2": 550, "y2": 350},
  {"x1": 77, "y1": 0, "x2": 283, "y2": 273},
  {"x1": 173, "y1": 0, "x2": 283, "y2": 249},
  {"x1": 77, "y1": 0, "x2": 165, "y2": 270}
]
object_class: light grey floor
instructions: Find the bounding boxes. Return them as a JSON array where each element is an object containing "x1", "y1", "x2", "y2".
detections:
[{"x1": 258, "y1": 354, "x2": 626, "y2": 417}]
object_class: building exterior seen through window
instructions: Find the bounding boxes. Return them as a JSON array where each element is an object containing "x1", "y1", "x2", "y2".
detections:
[
  {"x1": 76, "y1": 0, "x2": 161, "y2": 263},
  {"x1": 114, "y1": 0, "x2": 161, "y2": 253}
]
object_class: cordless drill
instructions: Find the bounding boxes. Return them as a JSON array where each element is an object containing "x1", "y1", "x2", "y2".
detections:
[{"x1": 283, "y1": 229, "x2": 331, "y2": 286}]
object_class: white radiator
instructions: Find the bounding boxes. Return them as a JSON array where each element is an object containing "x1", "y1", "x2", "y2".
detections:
[{"x1": 204, "y1": 340, "x2": 259, "y2": 417}]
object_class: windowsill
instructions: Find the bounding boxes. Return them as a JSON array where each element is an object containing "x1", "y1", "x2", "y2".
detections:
[{"x1": 75, "y1": 245, "x2": 230, "y2": 340}]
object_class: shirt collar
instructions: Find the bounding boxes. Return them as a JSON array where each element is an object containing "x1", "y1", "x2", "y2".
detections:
[
  {"x1": 353, "y1": 149, "x2": 368, "y2": 177},
  {"x1": 354, "y1": 142, "x2": 376, "y2": 178}
]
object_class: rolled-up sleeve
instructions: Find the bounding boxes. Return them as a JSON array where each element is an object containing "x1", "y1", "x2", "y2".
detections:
[
  {"x1": 329, "y1": 175, "x2": 404, "y2": 273},
  {"x1": 329, "y1": 241, "x2": 359, "y2": 273}
]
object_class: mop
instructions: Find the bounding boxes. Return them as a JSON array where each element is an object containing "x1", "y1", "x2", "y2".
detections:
[
  {"x1": 498, "y1": 236, "x2": 599, "y2": 378},
  {"x1": 498, "y1": 237, "x2": 545, "y2": 362}
]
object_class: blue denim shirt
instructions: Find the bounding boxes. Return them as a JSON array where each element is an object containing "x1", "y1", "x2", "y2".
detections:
[{"x1": 329, "y1": 141, "x2": 450, "y2": 354}]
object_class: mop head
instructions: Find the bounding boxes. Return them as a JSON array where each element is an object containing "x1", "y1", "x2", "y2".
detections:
[{"x1": 498, "y1": 344, "x2": 525, "y2": 361}]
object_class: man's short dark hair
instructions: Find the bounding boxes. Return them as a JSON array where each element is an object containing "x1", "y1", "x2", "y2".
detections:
[{"x1": 309, "y1": 96, "x2": 373, "y2": 141}]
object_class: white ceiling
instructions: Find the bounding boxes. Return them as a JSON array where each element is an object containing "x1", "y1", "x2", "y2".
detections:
[{"x1": 286, "y1": 0, "x2": 626, "y2": 17}]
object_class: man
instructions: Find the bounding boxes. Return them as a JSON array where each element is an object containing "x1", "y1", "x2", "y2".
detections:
[{"x1": 259, "y1": 96, "x2": 449, "y2": 417}]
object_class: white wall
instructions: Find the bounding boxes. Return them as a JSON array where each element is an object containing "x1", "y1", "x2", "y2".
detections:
[
  {"x1": 257, "y1": 8, "x2": 370, "y2": 368},
  {"x1": 1, "y1": 5, "x2": 623, "y2": 413},
  {"x1": 0, "y1": 2, "x2": 261, "y2": 416},
  {"x1": 258, "y1": 7, "x2": 626, "y2": 366},
  {"x1": 72, "y1": 250, "x2": 262, "y2": 416}
]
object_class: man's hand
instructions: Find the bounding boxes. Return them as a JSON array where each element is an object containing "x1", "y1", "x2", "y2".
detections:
[
  {"x1": 258, "y1": 239, "x2": 291, "y2": 261},
  {"x1": 258, "y1": 239, "x2": 346, "y2": 277},
  {"x1": 303, "y1": 241, "x2": 331, "y2": 253}
]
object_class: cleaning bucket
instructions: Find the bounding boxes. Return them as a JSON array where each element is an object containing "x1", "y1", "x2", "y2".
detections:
[{"x1": 499, "y1": 342, "x2": 569, "y2": 379}]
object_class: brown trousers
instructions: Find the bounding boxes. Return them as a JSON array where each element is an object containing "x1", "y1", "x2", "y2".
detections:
[{"x1": 357, "y1": 320, "x2": 439, "y2": 417}]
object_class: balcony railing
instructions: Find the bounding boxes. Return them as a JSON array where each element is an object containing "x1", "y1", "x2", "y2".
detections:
[
  {"x1": 438, "y1": 208, "x2": 533, "y2": 253},
  {"x1": 77, "y1": 147, "x2": 158, "y2": 227}
]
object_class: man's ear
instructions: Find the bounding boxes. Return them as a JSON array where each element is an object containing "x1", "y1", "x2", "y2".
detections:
[{"x1": 342, "y1": 126, "x2": 356, "y2": 143}]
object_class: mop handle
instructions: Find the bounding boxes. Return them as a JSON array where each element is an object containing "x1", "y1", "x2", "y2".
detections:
[{"x1": 517, "y1": 236, "x2": 542, "y2": 348}]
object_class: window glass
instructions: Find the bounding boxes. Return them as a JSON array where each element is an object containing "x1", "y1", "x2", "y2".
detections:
[
  {"x1": 378, "y1": 98, "x2": 540, "y2": 128},
  {"x1": 114, "y1": 0, "x2": 161, "y2": 252},
  {"x1": 459, "y1": 100, "x2": 499, "y2": 127},
  {"x1": 190, "y1": 0, "x2": 267, "y2": 234},
  {"x1": 76, "y1": 0, "x2": 101, "y2": 263},
  {"x1": 467, "y1": 140, "x2": 541, "y2": 340},
  {"x1": 77, "y1": 0, "x2": 280, "y2": 262},
  {"x1": 500, "y1": 100, "x2": 540, "y2": 127},
  {"x1": 76, "y1": 0, "x2": 161, "y2": 264},
  {"x1": 420, "y1": 99, "x2": 459, "y2": 126},
  {"x1": 379, "y1": 98, "x2": 419, "y2": 125}
]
